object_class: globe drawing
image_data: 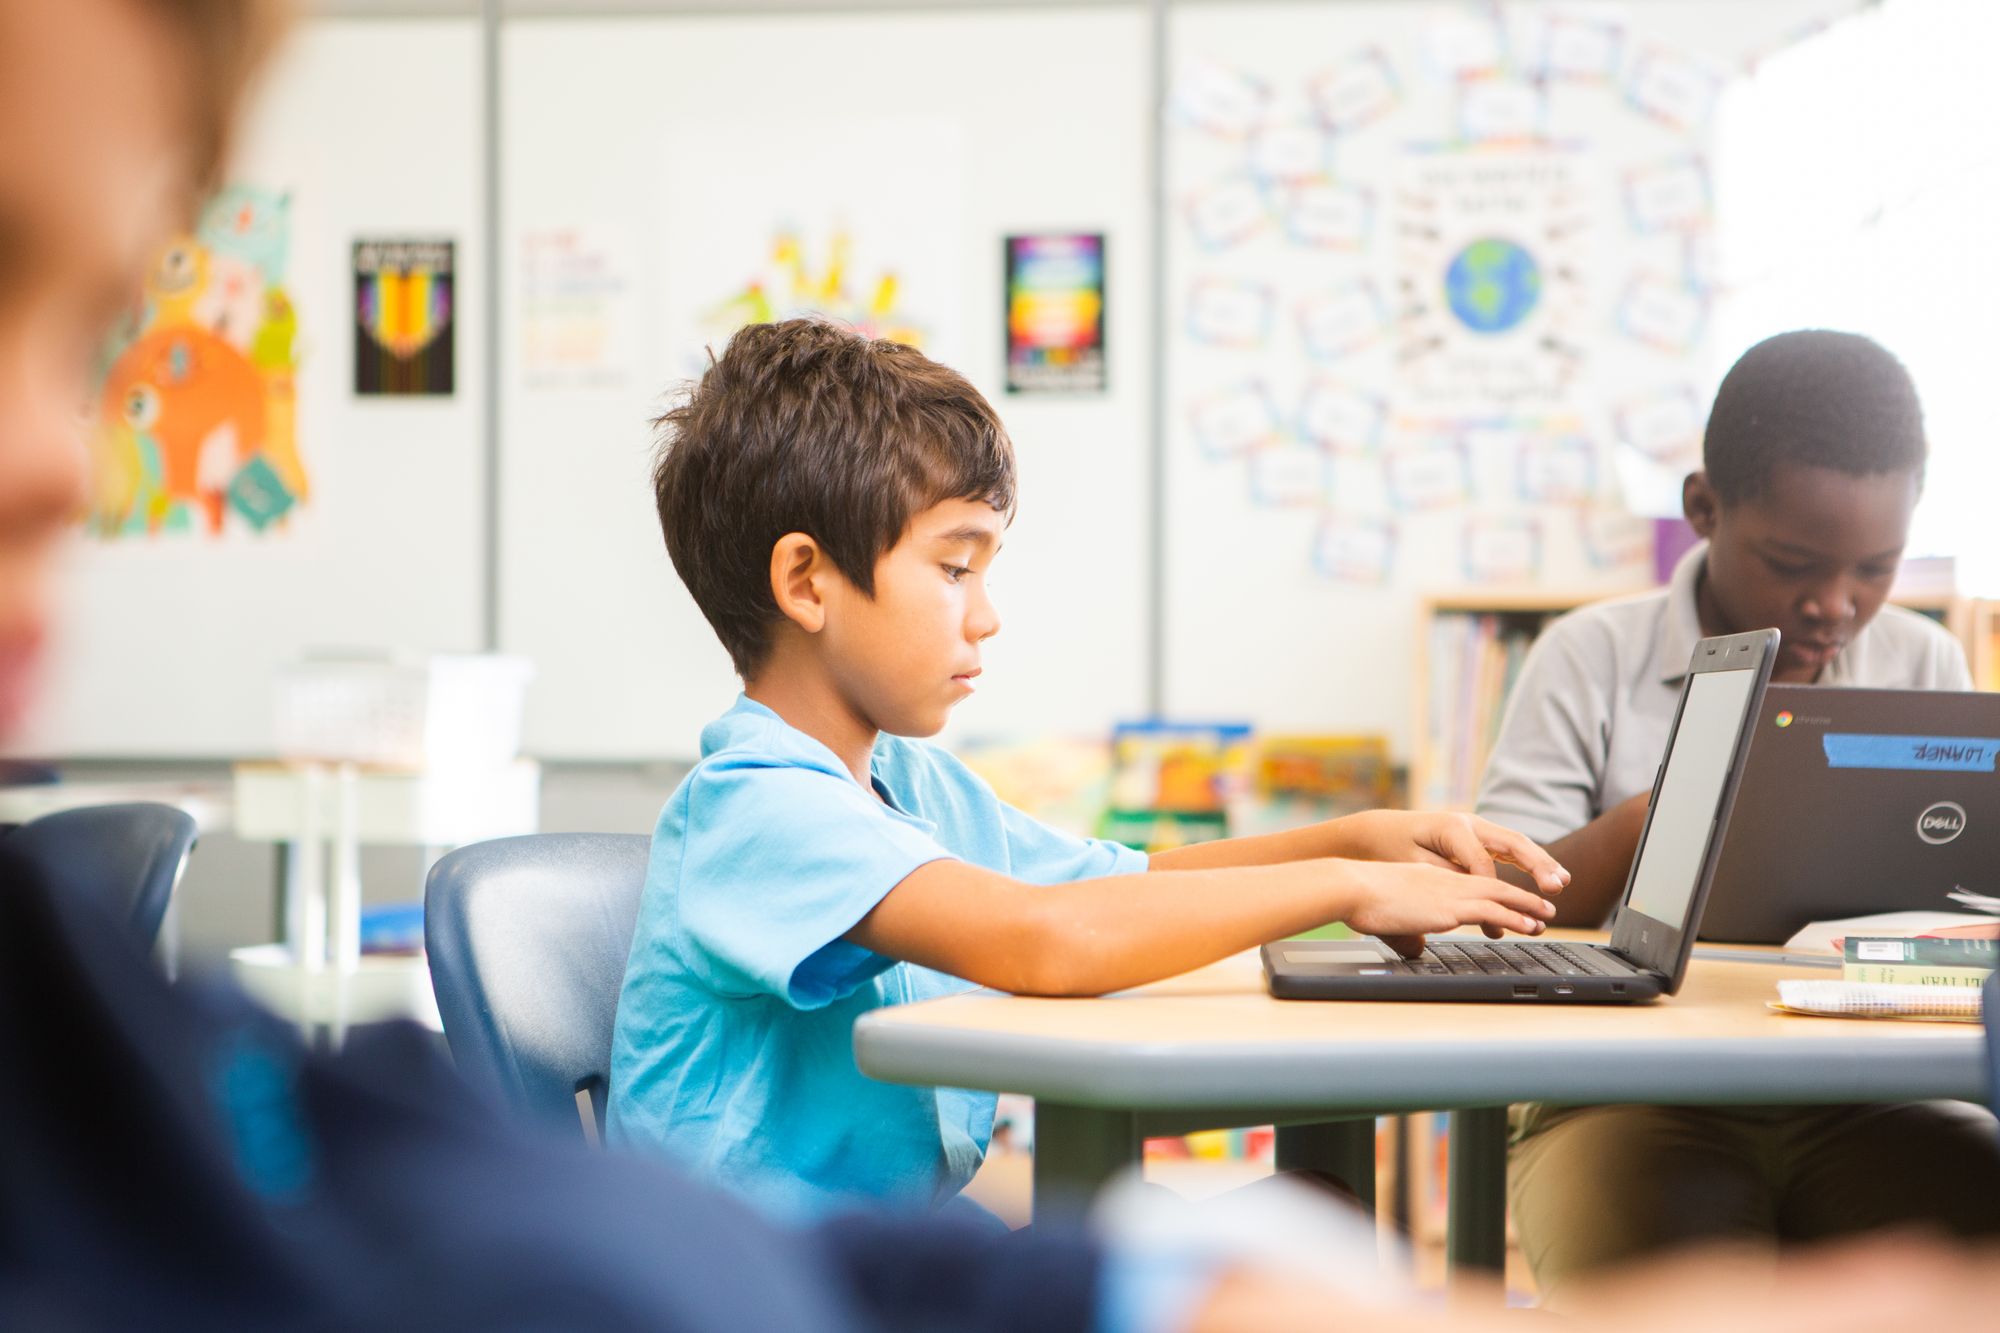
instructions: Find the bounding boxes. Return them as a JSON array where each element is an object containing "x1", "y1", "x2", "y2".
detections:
[{"x1": 1443, "y1": 237, "x2": 1541, "y2": 334}]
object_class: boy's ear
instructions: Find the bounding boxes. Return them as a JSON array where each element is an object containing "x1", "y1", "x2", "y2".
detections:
[
  {"x1": 769, "y1": 532, "x2": 829, "y2": 634},
  {"x1": 1683, "y1": 470, "x2": 1721, "y2": 539}
]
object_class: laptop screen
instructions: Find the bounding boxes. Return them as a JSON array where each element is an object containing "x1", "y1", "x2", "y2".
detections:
[{"x1": 1626, "y1": 665, "x2": 1760, "y2": 928}]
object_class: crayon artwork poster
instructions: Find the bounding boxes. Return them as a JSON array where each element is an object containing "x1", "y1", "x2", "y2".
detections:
[
  {"x1": 354, "y1": 238, "x2": 455, "y2": 397},
  {"x1": 87, "y1": 184, "x2": 307, "y2": 540},
  {"x1": 1005, "y1": 233, "x2": 1107, "y2": 394},
  {"x1": 660, "y1": 119, "x2": 964, "y2": 378}
]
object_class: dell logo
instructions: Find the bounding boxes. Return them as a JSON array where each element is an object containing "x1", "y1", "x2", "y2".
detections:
[{"x1": 1917, "y1": 801, "x2": 1967, "y2": 845}]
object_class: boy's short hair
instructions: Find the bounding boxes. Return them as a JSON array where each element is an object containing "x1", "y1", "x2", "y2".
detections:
[
  {"x1": 652, "y1": 319, "x2": 1016, "y2": 677},
  {"x1": 1703, "y1": 329, "x2": 1926, "y2": 505}
]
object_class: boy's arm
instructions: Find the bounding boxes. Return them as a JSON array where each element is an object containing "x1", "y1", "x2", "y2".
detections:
[
  {"x1": 1148, "y1": 810, "x2": 1569, "y2": 897},
  {"x1": 844, "y1": 856, "x2": 1556, "y2": 997},
  {"x1": 1496, "y1": 792, "x2": 1648, "y2": 928}
]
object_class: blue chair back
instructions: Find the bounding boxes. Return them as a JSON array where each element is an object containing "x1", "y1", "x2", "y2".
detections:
[
  {"x1": 424, "y1": 833, "x2": 650, "y2": 1138},
  {"x1": 1987, "y1": 972, "x2": 2000, "y2": 1111},
  {"x1": 5, "y1": 802, "x2": 196, "y2": 948}
]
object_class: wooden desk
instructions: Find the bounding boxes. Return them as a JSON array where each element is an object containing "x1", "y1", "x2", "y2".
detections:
[{"x1": 853, "y1": 938, "x2": 1987, "y2": 1272}]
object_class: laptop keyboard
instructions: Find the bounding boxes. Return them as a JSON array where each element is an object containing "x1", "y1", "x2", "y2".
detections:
[{"x1": 1400, "y1": 940, "x2": 1628, "y2": 978}]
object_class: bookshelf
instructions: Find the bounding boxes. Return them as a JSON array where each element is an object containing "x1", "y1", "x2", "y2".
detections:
[
  {"x1": 1411, "y1": 588, "x2": 1636, "y2": 811},
  {"x1": 1965, "y1": 599, "x2": 2000, "y2": 690},
  {"x1": 1411, "y1": 588, "x2": 1989, "y2": 812}
]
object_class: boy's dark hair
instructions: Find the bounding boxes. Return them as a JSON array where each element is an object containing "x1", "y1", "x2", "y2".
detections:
[
  {"x1": 652, "y1": 319, "x2": 1016, "y2": 677},
  {"x1": 1703, "y1": 329, "x2": 1926, "y2": 505}
]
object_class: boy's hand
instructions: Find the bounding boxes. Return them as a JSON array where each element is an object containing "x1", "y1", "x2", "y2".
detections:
[
  {"x1": 1328, "y1": 810, "x2": 1570, "y2": 897},
  {"x1": 1337, "y1": 859, "x2": 1557, "y2": 957}
]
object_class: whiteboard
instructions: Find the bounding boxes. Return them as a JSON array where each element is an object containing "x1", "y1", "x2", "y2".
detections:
[
  {"x1": 17, "y1": 19, "x2": 487, "y2": 758},
  {"x1": 1159, "y1": 0, "x2": 1863, "y2": 757},
  {"x1": 498, "y1": 8, "x2": 1152, "y2": 760}
]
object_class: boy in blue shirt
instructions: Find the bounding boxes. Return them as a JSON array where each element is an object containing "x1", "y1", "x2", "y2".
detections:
[{"x1": 609, "y1": 319, "x2": 1569, "y2": 1219}]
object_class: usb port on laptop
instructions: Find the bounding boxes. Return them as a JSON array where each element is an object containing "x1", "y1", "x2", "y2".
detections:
[{"x1": 1512, "y1": 984, "x2": 1537, "y2": 998}]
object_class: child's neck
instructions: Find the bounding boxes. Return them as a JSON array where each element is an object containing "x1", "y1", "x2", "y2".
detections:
[{"x1": 744, "y1": 668, "x2": 880, "y2": 790}]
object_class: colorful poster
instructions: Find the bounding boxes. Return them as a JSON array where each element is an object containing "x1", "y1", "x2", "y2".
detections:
[
  {"x1": 1005, "y1": 234, "x2": 1107, "y2": 394},
  {"x1": 87, "y1": 184, "x2": 306, "y2": 539},
  {"x1": 518, "y1": 224, "x2": 640, "y2": 392},
  {"x1": 1394, "y1": 153, "x2": 1590, "y2": 413},
  {"x1": 354, "y1": 238, "x2": 454, "y2": 396}
]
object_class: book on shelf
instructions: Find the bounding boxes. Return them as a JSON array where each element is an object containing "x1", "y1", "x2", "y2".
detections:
[
  {"x1": 1842, "y1": 936, "x2": 1997, "y2": 988},
  {"x1": 1422, "y1": 612, "x2": 1536, "y2": 809}
]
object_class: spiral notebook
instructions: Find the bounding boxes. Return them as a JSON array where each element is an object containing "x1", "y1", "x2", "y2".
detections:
[{"x1": 1771, "y1": 980, "x2": 1984, "y2": 1023}]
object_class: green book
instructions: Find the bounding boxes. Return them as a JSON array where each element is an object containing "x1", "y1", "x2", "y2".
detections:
[{"x1": 1843, "y1": 935, "x2": 1997, "y2": 988}]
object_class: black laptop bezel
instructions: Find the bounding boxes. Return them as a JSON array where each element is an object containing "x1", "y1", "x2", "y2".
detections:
[{"x1": 1605, "y1": 627, "x2": 1779, "y2": 993}]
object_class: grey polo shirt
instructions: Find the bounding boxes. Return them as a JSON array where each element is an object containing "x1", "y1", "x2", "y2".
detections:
[{"x1": 1475, "y1": 542, "x2": 1973, "y2": 846}]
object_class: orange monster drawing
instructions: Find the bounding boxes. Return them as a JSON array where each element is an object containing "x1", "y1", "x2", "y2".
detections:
[
  {"x1": 99, "y1": 326, "x2": 268, "y2": 535},
  {"x1": 87, "y1": 183, "x2": 303, "y2": 539}
]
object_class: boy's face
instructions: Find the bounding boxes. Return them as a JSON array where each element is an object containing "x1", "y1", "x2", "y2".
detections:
[
  {"x1": 0, "y1": 0, "x2": 187, "y2": 734},
  {"x1": 820, "y1": 497, "x2": 1003, "y2": 738},
  {"x1": 1685, "y1": 461, "x2": 1918, "y2": 684}
]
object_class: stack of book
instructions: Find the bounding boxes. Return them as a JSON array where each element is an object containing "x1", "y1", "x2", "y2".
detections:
[
  {"x1": 1842, "y1": 936, "x2": 1997, "y2": 987},
  {"x1": 1773, "y1": 936, "x2": 1996, "y2": 1023}
]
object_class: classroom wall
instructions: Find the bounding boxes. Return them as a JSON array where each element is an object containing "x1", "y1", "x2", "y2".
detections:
[
  {"x1": 14, "y1": 0, "x2": 1877, "y2": 767},
  {"x1": 496, "y1": 7, "x2": 1153, "y2": 760},
  {"x1": 17, "y1": 18, "x2": 488, "y2": 759}
]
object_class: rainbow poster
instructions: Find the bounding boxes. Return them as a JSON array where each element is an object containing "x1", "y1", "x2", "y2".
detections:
[
  {"x1": 1005, "y1": 233, "x2": 1106, "y2": 394},
  {"x1": 354, "y1": 238, "x2": 454, "y2": 396}
]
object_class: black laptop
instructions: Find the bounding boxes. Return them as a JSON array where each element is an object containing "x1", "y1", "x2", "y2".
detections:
[
  {"x1": 1697, "y1": 684, "x2": 2000, "y2": 945},
  {"x1": 1264, "y1": 628, "x2": 1778, "y2": 1003}
]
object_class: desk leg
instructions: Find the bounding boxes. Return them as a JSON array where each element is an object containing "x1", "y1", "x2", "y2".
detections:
[
  {"x1": 1446, "y1": 1107, "x2": 1508, "y2": 1281},
  {"x1": 1275, "y1": 1119, "x2": 1377, "y2": 1212},
  {"x1": 1032, "y1": 1102, "x2": 1138, "y2": 1223}
]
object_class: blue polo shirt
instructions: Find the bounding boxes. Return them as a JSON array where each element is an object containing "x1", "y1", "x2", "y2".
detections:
[{"x1": 607, "y1": 696, "x2": 1148, "y2": 1220}]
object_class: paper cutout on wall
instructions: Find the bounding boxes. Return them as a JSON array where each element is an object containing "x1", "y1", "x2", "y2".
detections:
[
  {"x1": 1536, "y1": 15, "x2": 1624, "y2": 82},
  {"x1": 1425, "y1": 14, "x2": 1506, "y2": 81},
  {"x1": 519, "y1": 224, "x2": 640, "y2": 391},
  {"x1": 354, "y1": 238, "x2": 455, "y2": 397},
  {"x1": 1298, "y1": 380, "x2": 1388, "y2": 454},
  {"x1": 1579, "y1": 506, "x2": 1655, "y2": 570},
  {"x1": 1626, "y1": 45, "x2": 1723, "y2": 132},
  {"x1": 1297, "y1": 281, "x2": 1388, "y2": 361},
  {"x1": 1249, "y1": 123, "x2": 1333, "y2": 184},
  {"x1": 1456, "y1": 77, "x2": 1545, "y2": 145},
  {"x1": 1186, "y1": 278, "x2": 1277, "y2": 348},
  {"x1": 1309, "y1": 47, "x2": 1401, "y2": 135},
  {"x1": 1516, "y1": 435, "x2": 1600, "y2": 505},
  {"x1": 1174, "y1": 62, "x2": 1272, "y2": 138},
  {"x1": 1281, "y1": 179, "x2": 1375, "y2": 250},
  {"x1": 1616, "y1": 274, "x2": 1707, "y2": 352},
  {"x1": 1384, "y1": 439, "x2": 1471, "y2": 510},
  {"x1": 1623, "y1": 156, "x2": 1712, "y2": 234},
  {"x1": 1462, "y1": 516, "x2": 1543, "y2": 584},
  {"x1": 1248, "y1": 444, "x2": 1333, "y2": 507},
  {"x1": 1183, "y1": 178, "x2": 1271, "y2": 250},
  {"x1": 1314, "y1": 516, "x2": 1397, "y2": 583},
  {"x1": 1613, "y1": 385, "x2": 1704, "y2": 461},
  {"x1": 1189, "y1": 381, "x2": 1285, "y2": 458},
  {"x1": 88, "y1": 184, "x2": 305, "y2": 540}
]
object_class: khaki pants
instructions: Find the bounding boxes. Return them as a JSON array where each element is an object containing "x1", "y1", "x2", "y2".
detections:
[{"x1": 1509, "y1": 1102, "x2": 2000, "y2": 1306}]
